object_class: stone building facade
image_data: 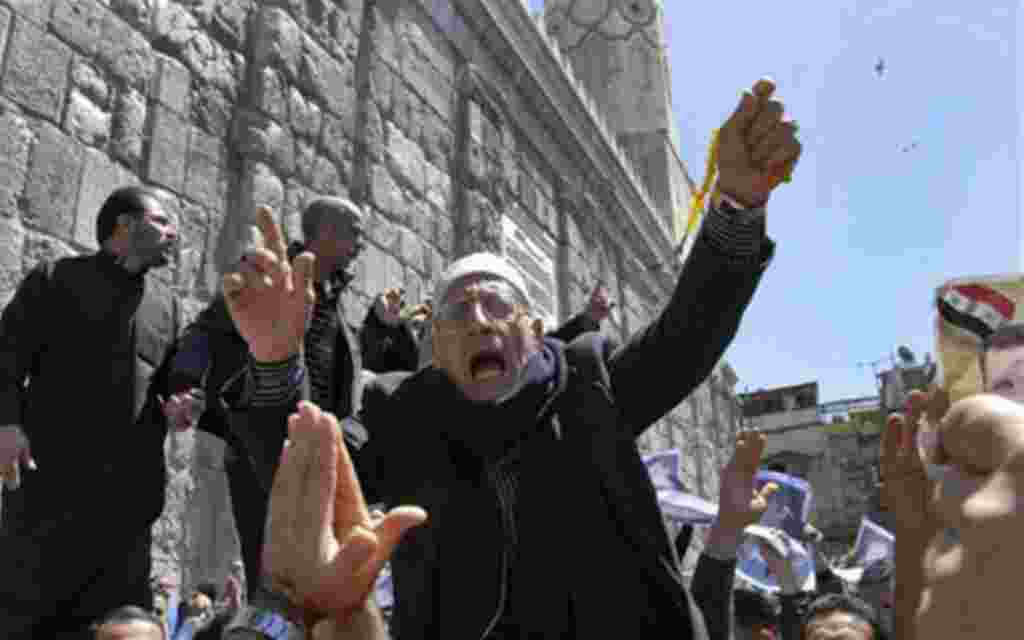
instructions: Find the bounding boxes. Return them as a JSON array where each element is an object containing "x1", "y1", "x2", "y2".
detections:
[{"x1": 0, "y1": 0, "x2": 744, "y2": 593}]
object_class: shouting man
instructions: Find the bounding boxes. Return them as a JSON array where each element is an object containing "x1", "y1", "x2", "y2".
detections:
[{"x1": 221, "y1": 78, "x2": 801, "y2": 638}]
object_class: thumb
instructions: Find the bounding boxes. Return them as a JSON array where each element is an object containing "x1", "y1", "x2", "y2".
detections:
[
  {"x1": 374, "y1": 506, "x2": 428, "y2": 560},
  {"x1": 758, "y1": 482, "x2": 780, "y2": 502}
]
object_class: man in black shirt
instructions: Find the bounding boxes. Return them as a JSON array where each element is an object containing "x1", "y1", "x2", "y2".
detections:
[{"x1": 0, "y1": 187, "x2": 184, "y2": 638}]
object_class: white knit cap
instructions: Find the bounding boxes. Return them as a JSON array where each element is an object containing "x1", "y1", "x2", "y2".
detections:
[{"x1": 434, "y1": 252, "x2": 530, "y2": 311}]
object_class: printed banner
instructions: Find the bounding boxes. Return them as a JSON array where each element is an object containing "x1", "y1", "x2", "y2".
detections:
[
  {"x1": 849, "y1": 517, "x2": 894, "y2": 569},
  {"x1": 935, "y1": 274, "x2": 1024, "y2": 403}
]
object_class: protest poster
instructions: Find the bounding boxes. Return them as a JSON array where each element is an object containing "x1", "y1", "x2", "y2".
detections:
[
  {"x1": 735, "y1": 525, "x2": 817, "y2": 593},
  {"x1": 753, "y1": 470, "x2": 813, "y2": 542},
  {"x1": 734, "y1": 471, "x2": 816, "y2": 593},
  {"x1": 849, "y1": 517, "x2": 894, "y2": 569},
  {"x1": 643, "y1": 449, "x2": 720, "y2": 525}
]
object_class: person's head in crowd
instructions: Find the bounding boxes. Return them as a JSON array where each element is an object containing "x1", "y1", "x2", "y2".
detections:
[
  {"x1": 979, "y1": 322, "x2": 1024, "y2": 403},
  {"x1": 856, "y1": 559, "x2": 894, "y2": 638},
  {"x1": 301, "y1": 196, "x2": 365, "y2": 284},
  {"x1": 734, "y1": 587, "x2": 780, "y2": 640},
  {"x1": 801, "y1": 593, "x2": 880, "y2": 640},
  {"x1": 188, "y1": 581, "x2": 218, "y2": 614},
  {"x1": 91, "y1": 606, "x2": 165, "y2": 640},
  {"x1": 431, "y1": 253, "x2": 541, "y2": 403},
  {"x1": 97, "y1": 187, "x2": 178, "y2": 271}
]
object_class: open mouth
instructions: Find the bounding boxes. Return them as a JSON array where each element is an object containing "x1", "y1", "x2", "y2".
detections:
[{"x1": 469, "y1": 350, "x2": 506, "y2": 381}]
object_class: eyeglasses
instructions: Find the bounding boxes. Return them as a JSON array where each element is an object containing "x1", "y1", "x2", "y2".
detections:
[{"x1": 435, "y1": 280, "x2": 522, "y2": 324}]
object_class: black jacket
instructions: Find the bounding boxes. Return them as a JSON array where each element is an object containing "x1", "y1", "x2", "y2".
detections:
[
  {"x1": 0, "y1": 252, "x2": 178, "y2": 527},
  {"x1": 229, "y1": 226, "x2": 772, "y2": 639}
]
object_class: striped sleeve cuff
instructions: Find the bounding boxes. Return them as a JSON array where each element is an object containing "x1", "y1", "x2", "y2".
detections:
[
  {"x1": 248, "y1": 353, "x2": 305, "y2": 408},
  {"x1": 702, "y1": 202, "x2": 766, "y2": 259}
]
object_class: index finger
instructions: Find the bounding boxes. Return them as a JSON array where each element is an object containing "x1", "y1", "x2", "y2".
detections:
[{"x1": 255, "y1": 206, "x2": 289, "y2": 266}]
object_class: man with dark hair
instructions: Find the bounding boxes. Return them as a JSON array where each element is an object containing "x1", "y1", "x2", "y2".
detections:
[
  {"x1": 979, "y1": 322, "x2": 1024, "y2": 402},
  {"x1": 91, "y1": 606, "x2": 166, "y2": 640},
  {"x1": 0, "y1": 187, "x2": 189, "y2": 638},
  {"x1": 800, "y1": 593, "x2": 879, "y2": 640},
  {"x1": 734, "y1": 588, "x2": 780, "y2": 640}
]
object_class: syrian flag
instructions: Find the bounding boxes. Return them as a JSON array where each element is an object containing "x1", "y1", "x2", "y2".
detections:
[{"x1": 937, "y1": 284, "x2": 1015, "y2": 342}]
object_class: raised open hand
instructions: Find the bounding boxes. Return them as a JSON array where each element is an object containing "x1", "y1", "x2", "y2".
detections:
[
  {"x1": 880, "y1": 389, "x2": 947, "y2": 534},
  {"x1": 222, "y1": 207, "x2": 316, "y2": 363},
  {"x1": 716, "y1": 78, "x2": 802, "y2": 208},
  {"x1": 263, "y1": 401, "x2": 427, "y2": 625},
  {"x1": 716, "y1": 430, "x2": 778, "y2": 533}
]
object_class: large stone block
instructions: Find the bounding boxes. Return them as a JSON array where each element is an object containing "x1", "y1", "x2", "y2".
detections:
[
  {"x1": 252, "y1": 8, "x2": 302, "y2": 79},
  {"x1": 186, "y1": 127, "x2": 223, "y2": 210},
  {"x1": 359, "y1": 243, "x2": 403, "y2": 303},
  {"x1": 24, "y1": 121, "x2": 84, "y2": 240},
  {"x1": 424, "y1": 162, "x2": 450, "y2": 214},
  {"x1": 250, "y1": 65, "x2": 288, "y2": 121},
  {"x1": 234, "y1": 111, "x2": 295, "y2": 176},
  {"x1": 399, "y1": 226, "x2": 425, "y2": 274},
  {"x1": 386, "y1": 122, "x2": 426, "y2": 195},
  {"x1": 419, "y1": 109, "x2": 452, "y2": 171},
  {"x1": 97, "y1": 11, "x2": 155, "y2": 90},
  {"x1": 64, "y1": 90, "x2": 110, "y2": 148},
  {"x1": 0, "y1": 102, "x2": 33, "y2": 218},
  {"x1": 319, "y1": 112, "x2": 353, "y2": 165},
  {"x1": 191, "y1": 84, "x2": 232, "y2": 138},
  {"x1": 111, "y1": 88, "x2": 146, "y2": 168},
  {"x1": 368, "y1": 163, "x2": 399, "y2": 219},
  {"x1": 110, "y1": 0, "x2": 155, "y2": 34},
  {"x1": 3, "y1": 18, "x2": 71, "y2": 122},
  {"x1": 6, "y1": 0, "x2": 52, "y2": 26},
  {"x1": 153, "y1": 54, "x2": 191, "y2": 115},
  {"x1": 74, "y1": 149, "x2": 135, "y2": 250},
  {"x1": 51, "y1": 0, "x2": 105, "y2": 56},
  {"x1": 289, "y1": 86, "x2": 322, "y2": 140},
  {"x1": 71, "y1": 58, "x2": 110, "y2": 108},
  {"x1": 147, "y1": 105, "x2": 188, "y2": 193},
  {"x1": 365, "y1": 208, "x2": 401, "y2": 255},
  {"x1": 298, "y1": 38, "x2": 353, "y2": 117},
  {"x1": 310, "y1": 155, "x2": 340, "y2": 195},
  {"x1": 238, "y1": 160, "x2": 284, "y2": 224}
]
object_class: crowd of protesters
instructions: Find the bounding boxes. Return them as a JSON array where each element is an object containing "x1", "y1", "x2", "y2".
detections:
[{"x1": 0, "y1": 76, "x2": 1014, "y2": 640}]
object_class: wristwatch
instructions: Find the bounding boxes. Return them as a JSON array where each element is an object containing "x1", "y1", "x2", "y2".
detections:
[{"x1": 224, "y1": 607, "x2": 303, "y2": 639}]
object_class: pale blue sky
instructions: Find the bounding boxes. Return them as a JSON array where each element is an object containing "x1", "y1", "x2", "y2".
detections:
[{"x1": 528, "y1": 0, "x2": 1019, "y2": 401}]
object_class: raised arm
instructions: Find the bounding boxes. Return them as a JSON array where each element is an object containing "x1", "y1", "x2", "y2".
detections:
[{"x1": 608, "y1": 78, "x2": 800, "y2": 438}]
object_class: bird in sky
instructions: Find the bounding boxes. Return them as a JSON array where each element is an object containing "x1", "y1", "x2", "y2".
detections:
[{"x1": 875, "y1": 57, "x2": 885, "y2": 77}]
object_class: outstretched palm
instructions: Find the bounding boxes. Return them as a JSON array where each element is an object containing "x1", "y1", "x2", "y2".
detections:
[
  {"x1": 263, "y1": 402, "x2": 427, "y2": 622},
  {"x1": 222, "y1": 206, "x2": 315, "y2": 362},
  {"x1": 716, "y1": 430, "x2": 778, "y2": 532}
]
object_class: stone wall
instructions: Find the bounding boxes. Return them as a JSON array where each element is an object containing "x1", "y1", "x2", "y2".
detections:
[{"x1": 0, "y1": 0, "x2": 742, "y2": 594}]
